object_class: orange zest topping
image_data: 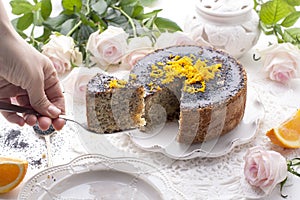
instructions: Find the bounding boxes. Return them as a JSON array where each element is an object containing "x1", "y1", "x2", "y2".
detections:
[
  {"x1": 109, "y1": 79, "x2": 127, "y2": 89},
  {"x1": 150, "y1": 55, "x2": 221, "y2": 93}
]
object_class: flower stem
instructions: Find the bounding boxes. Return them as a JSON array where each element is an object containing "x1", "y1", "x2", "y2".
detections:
[
  {"x1": 66, "y1": 21, "x2": 82, "y2": 37},
  {"x1": 29, "y1": 24, "x2": 41, "y2": 50},
  {"x1": 280, "y1": 158, "x2": 300, "y2": 198},
  {"x1": 66, "y1": 0, "x2": 91, "y2": 37},
  {"x1": 280, "y1": 177, "x2": 288, "y2": 198},
  {"x1": 287, "y1": 158, "x2": 300, "y2": 177},
  {"x1": 112, "y1": 5, "x2": 137, "y2": 38}
]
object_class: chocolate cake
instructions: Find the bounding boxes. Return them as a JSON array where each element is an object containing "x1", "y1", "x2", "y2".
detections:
[
  {"x1": 86, "y1": 73, "x2": 145, "y2": 133},
  {"x1": 129, "y1": 45, "x2": 247, "y2": 144}
]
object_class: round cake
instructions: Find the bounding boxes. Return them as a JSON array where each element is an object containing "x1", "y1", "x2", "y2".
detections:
[{"x1": 129, "y1": 45, "x2": 247, "y2": 144}]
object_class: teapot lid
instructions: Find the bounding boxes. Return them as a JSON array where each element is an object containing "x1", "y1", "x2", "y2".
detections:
[{"x1": 196, "y1": 0, "x2": 254, "y2": 17}]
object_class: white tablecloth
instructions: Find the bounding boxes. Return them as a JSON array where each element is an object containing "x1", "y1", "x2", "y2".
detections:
[{"x1": 1, "y1": 0, "x2": 300, "y2": 199}]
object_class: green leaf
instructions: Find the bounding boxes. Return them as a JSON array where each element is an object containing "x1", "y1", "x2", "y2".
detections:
[
  {"x1": 11, "y1": 18, "x2": 29, "y2": 39},
  {"x1": 260, "y1": 0, "x2": 295, "y2": 25},
  {"x1": 43, "y1": 14, "x2": 72, "y2": 31},
  {"x1": 77, "y1": 25, "x2": 96, "y2": 42},
  {"x1": 91, "y1": 0, "x2": 107, "y2": 15},
  {"x1": 62, "y1": 0, "x2": 82, "y2": 12},
  {"x1": 140, "y1": 0, "x2": 158, "y2": 7},
  {"x1": 282, "y1": 27, "x2": 300, "y2": 43},
  {"x1": 105, "y1": 8, "x2": 122, "y2": 20},
  {"x1": 286, "y1": 0, "x2": 300, "y2": 6},
  {"x1": 281, "y1": 11, "x2": 300, "y2": 27},
  {"x1": 79, "y1": 13, "x2": 96, "y2": 27},
  {"x1": 10, "y1": 0, "x2": 34, "y2": 15},
  {"x1": 274, "y1": 24, "x2": 283, "y2": 35},
  {"x1": 60, "y1": 18, "x2": 77, "y2": 35},
  {"x1": 16, "y1": 13, "x2": 34, "y2": 31},
  {"x1": 35, "y1": 28, "x2": 52, "y2": 42},
  {"x1": 154, "y1": 17, "x2": 182, "y2": 32},
  {"x1": 119, "y1": 0, "x2": 138, "y2": 6},
  {"x1": 121, "y1": 5, "x2": 135, "y2": 16},
  {"x1": 140, "y1": 9, "x2": 162, "y2": 19},
  {"x1": 132, "y1": 5, "x2": 144, "y2": 18},
  {"x1": 91, "y1": 12, "x2": 107, "y2": 28},
  {"x1": 144, "y1": 15, "x2": 156, "y2": 29},
  {"x1": 33, "y1": 11, "x2": 44, "y2": 26},
  {"x1": 41, "y1": 0, "x2": 52, "y2": 20}
]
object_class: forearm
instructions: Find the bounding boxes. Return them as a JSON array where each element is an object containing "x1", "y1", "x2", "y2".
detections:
[{"x1": 0, "y1": 1, "x2": 14, "y2": 37}]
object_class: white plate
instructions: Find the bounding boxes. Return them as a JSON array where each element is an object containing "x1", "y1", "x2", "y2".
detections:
[
  {"x1": 18, "y1": 154, "x2": 185, "y2": 200},
  {"x1": 128, "y1": 86, "x2": 264, "y2": 159},
  {"x1": 73, "y1": 85, "x2": 264, "y2": 159}
]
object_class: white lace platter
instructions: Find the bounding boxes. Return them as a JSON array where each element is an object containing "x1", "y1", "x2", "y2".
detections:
[
  {"x1": 18, "y1": 154, "x2": 185, "y2": 200},
  {"x1": 75, "y1": 85, "x2": 264, "y2": 160},
  {"x1": 128, "y1": 86, "x2": 264, "y2": 159}
]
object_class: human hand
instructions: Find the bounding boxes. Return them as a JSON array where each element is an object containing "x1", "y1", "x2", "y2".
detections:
[{"x1": 0, "y1": 22, "x2": 65, "y2": 130}]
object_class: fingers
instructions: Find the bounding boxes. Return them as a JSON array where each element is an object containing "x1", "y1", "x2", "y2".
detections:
[
  {"x1": 27, "y1": 59, "x2": 65, "y2": 130},
  {"x1": 0, "y1": 52, "x2": 66, "y2": 130},
  {"x1": 0, "y1": 98, "x2": 25, "y2": 126},
  {"x1": 52, "y1": 118, "x2": 66, "y2": 131},
  {"x1": 37, "y1": 116, "x2": 52, "y2": 130},
  {"x1": 1, "y1": 111, "x2": 25, "y2": 126},
  {"x1": 24, "y1": 114, "x2": 37, "y2": 126},
  {"x1": 26, "y1": 79, "x2": 57, "y2": 118},
  {"x1": 33, "y1": 117, "x2": 65, "y2": 131},
  {"x1": 26, "y1": 58, "x2": 64, "y2": 118},
  {"x1": 43, "y1": 60, "x2": 65, "y2": 114},
  {"x1": 16, "y1": 78, "x2": 65, "y2": 131}
]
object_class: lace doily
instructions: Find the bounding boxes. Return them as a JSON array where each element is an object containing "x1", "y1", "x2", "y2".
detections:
[
  {"x1": 1, "y1": 55, "x2": 300, "y2": 200},
  {"x1": 70, "y1": 52, "x2": 300, "y2": 199}
]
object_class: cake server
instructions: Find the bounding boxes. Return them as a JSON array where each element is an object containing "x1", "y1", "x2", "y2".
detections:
[{"x1": 0, "y1": 101, "x2": 131, "y2": 134}]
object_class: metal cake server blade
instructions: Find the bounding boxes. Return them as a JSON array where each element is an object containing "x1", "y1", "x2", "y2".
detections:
[{"x1": 0, "y1": 101, "x2": 135, "y2": 134}]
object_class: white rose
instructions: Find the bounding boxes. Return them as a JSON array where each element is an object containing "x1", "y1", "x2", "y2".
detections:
[
  {"x1": 244, "y1": 146, "x2": 287, "y2": 195},
  {"x1": 86, "y1": 26, "x2": 129, "y2": 70},
  {"x1": 259, "y1": 42, "x2": 300, "y2": 83},
  {"x1": 121, "y1": 36, "x2": 154, "y2": 70},
  {"x1": 61, "y1": 67, "x2": 104, "y2": 103},
  {"x1": 42, "y1": 34, "x2": 82, "y2": 74},
  {"x1": 154, "y1": 32, "x2": 196, "y2": 49}
]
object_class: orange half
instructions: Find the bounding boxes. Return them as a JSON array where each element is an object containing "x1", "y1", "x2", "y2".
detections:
[
  {"x1": 0, "y1": 157, "x2": 28, "y2": 194},
  {"x1": 266, "y1": 109, "x2": 300, "y2": 148}
]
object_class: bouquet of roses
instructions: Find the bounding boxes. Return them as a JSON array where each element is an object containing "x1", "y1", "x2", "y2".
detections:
[
  {"x1": 9, "y1": 0, "x2": 199, "y2": 74},
  {"x1": 254, "y1": 0, "x2": 300, "y2": 84}
]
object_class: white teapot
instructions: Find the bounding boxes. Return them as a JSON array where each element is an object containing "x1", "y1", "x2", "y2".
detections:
[{"x1": 185, "y1": 0, "x2": 260, "y2": 58}]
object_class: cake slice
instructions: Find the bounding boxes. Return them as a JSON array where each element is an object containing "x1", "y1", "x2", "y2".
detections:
[{"x1": 86, "y1": 73, "x2": 145, "y2": 133}]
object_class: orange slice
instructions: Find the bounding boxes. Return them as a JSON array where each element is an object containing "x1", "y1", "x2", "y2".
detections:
[
  {"x1": 0, "y1": 157, "x2": 28, "y2": 194},
  {"x1": 266, "y1": 109, "x2": 300, "y2": 148}
]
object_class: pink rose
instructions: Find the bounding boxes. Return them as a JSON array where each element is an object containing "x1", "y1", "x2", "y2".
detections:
[
  {"x1": 86, "y1": 26, "x2": 129, "y2": 70},
  {"x1": 121, "y1": 36, "x2": 154, "y2": 70},
  {"x1": 259, "y1": 43, "x2": 300, "y2": 84},
  {"x1": 244, "y1": 146, "x2": 287, "y2": 195},
  {"x1": 61, "y1": 67, "x2": 103, "y2": 103},
  {"x1": 42, "y1": 34, "x2": 82, "y2": 74},
  {"x1": 154, "y1": 32, "x2": 196, "y2": 49}
]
